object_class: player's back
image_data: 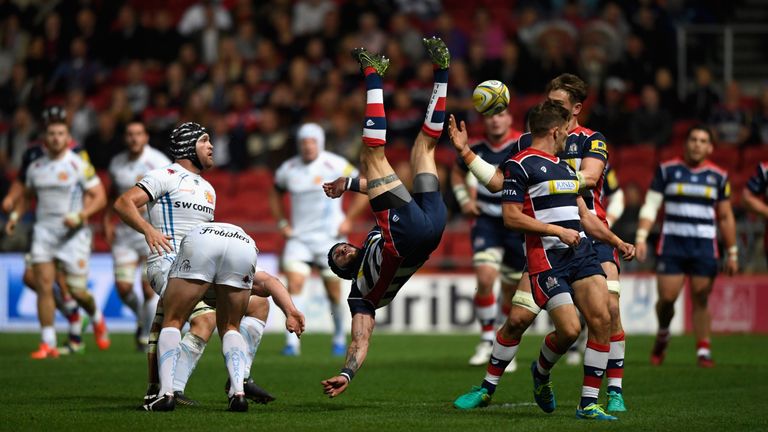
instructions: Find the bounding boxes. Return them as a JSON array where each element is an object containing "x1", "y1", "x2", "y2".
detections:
[
  {"x1": 137, "y1": 163, "x2": 216, "y2": 263},
  {"x1": 274, "y1": 151, "x2": 358, "y2": 238}
]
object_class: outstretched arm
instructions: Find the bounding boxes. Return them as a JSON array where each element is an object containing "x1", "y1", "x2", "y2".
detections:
[
  {"x1": 323, "y1": 177, "x2": 369, "y2": 198},
  {"x1": 321, "y1": 312, "x2": 375, "y2": 398},
  {"x1": 503, "y1": 202, "x2": 582, "y2": 247},
  {"x1": 251, "y1": 271, "x2": 305, "y2": 336},
  {"x1": 448, "y1": 115, "x2": 504, "y2": 192}
]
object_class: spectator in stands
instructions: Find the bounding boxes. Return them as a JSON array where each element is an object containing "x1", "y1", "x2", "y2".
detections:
[
  {"x1": 589, "y1": 77, "x2": 630, "y2": 146},
  {"x1": 498, "y1": 39, "x2": 525, "y2": 94},
  {"x1": 390, "y1": 13, "x2": 424, "y2": 64},
  {"x1": 248, "y1": 106, "x2": 288, "y2": 167},
  {"x1": 0, "y1": 63, "x2": 33, "y2": 117},
  {"x1": 142, "y1": 90, "x2": 179, "y2": 152},
  {"x1": 609, "y1": 34, "x2": 654, "y2": 92},
  {"x1": 710, "y1": 81, "x2": 751, "y2": 147},
  {"x1": 42, "y1": 12, "x2": 64, "y2": 66},
  {"x1": 125, "y1": 60, "x2": 150, "y2": 115},
  {"x1": 629, "y1": 84, "x2": 672, "y2": 147},
  {"x1": 106, "y1": 5, "x2": 147, "y2": 65},
  {"x1": 0, "y1": 14, "x2": 29, "y2": 64},
  {"x1": 750, "y1": 86, "x2": 768, "y2": 144},
  {"x1": 234, "y1": 21, "x2": 259, "y2": 62},
  {"x1": 147, "y1": 10, "x2": 183, "y2": 64},
  {"x1": 108, "y1": 87, "x2": 134, "y2": 130},
  {"x1": 48, "y1": 37, "x2": 104, "y2": 94},
  {"x1": 655, "y1": 67, "x2": 682, "y2": 118},
  {"x1": 178, "y1": 0, "x2": 232, "y2": 37},
  {"x1": 356, "y1": 12, "x2": 386, "y2": 55},
  {"x1": 65, "y1": 87, "x2": 96, "y2": 144},
  {"x1": 292, "y1": 0, "x2": 335, "y2": 37},
  {"x1": 685, "y1": 66, "x2": 720, "y2": 121},
  {"x1": 0, "y1": 106, "x2": 35, "y2": 173},
  {"x1": 434, "y1": 12, "x2": 468, "y2": 61},
  {"x1": 84, "y1": 112, "x2": 121, "y2": 169}
]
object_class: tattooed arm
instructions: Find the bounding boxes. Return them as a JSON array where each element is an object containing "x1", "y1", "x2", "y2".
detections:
[{"x1": 321, "y1": 312, "x2": 375, "y2": 398}]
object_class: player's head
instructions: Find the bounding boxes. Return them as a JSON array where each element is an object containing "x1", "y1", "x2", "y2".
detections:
[
  {"x1": 528, "y1": 100, "x2": 570, "y2": 153},
  {"x1": 546, "y1": 73, "x2": 587, "y2": 119},
  {"x1": 125, "y1": 121, "x2": 149, "y2": 154},
  {"x1": 170, "y1": 122, "x2": 213, "y2": 170},
  {"x1": 42, "y1": 106, "x2": 70, "y2": 153},
  {"x1": 327, "y1": 242, "x2": 362, "y2": 280},
  {"x1": 297, "y1": 122, "x2": 324, "y2": 163},
  {"x1": 684, "y1": 125, "x2": 713, "y2": 165},
  {"x1": 483, "y1": 109, "x2": 513, "y2": 141}
]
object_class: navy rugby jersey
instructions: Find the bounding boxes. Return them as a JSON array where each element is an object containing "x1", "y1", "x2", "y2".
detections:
[
  {"x1": 456, "y1": 129, "x2": 520, "y2": 217},
  {"x1": 602, "y1": 163, "x2": 620, "y2": 200},
  {"x1": 502, "y1": 147, "x2": 585, "y2": 274},
  {"x1": 518, "y1": 126, "x2": 609, "y2": 223},
  {"x1": 651, "y1": 158, "x2": 730, "y2": 258},
  {"x1": 746, "y1": 161, "x2": 768, "y2": 247}
]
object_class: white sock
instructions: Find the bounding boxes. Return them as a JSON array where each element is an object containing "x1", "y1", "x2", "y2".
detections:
[
  {"x1": 41, "y1": 326, "x2": 56, "y2": 347},
  {"x1": 330, "y1": 302, "x2": 345, "y2": 346},
  {"x1": 91, "y1": 308, "x2": 103, "y2": 324},
  {"x1": 140, "y1": 295, "x2": 159, "y2": 339},
  {"x1": 286, "y1": 294, "x2": 304, "y2": 348},
  {"x1": 173, "y1": 332, "x2": 207, "y2": 392},
  {"x1": 121, "y1": 290, "x2": 140, "y2": 316},
  {"x1": 158, "y1": 327, "x2": 181, "y2": 396},
  {"x1": 223, "y1": 330, "x2": 248, "y2": 397},
  {"x1": 239, "y1": 316, "x2": 266, "y2": 378}
]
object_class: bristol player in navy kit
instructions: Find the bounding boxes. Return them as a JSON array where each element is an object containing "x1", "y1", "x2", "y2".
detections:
[
  {"x1": 451, "y1": 109, "x2": 525, "y2": 369},
  {"x1": 636, "y1": 125, "x2": 738, "y2": 368}
]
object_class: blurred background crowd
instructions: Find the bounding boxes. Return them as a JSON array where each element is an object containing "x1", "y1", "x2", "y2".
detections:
[{"x1": 1, "y1": 0, "x2": 767, "y2": 270}]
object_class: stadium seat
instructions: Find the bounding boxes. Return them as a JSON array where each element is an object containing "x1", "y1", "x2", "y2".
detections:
[
  {"x1": 204, "y1": 169, "x2": 235, "y2": 196},
  {"x1": 741, "y1": 146, "x2": 768, "y2": 170},
  {"x1": 235, "y1": 168, "x2": 273, "y2": 194},
  {"x1": 617, "y1": 164, "x2": 654, "y2": 192},
  {"x1": 710, "y1": 147, "x2": 740, "y2": 174},
  {"x1": 658, "y1": 143, "x2": 684, "y2": 163},
  {"x1": 615, "y1": 145, "x2": 657, "y2": 172}
]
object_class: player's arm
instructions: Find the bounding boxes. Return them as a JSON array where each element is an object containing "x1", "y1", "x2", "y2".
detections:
[
  {"x1": 578, "y1": 157, "x2": 605, "y2": 190},
  {"x1": 251, "y1": 271, "x2": 305, "y2": 336},
  {"x1": 321, "y1": 312, "x2": 375, "y2": 398},
  {"x1": 451, "y1": 162, "x2": 480, "y2": 216},
  {"x1": 577, "y1": 196, "x2": 635, "y2": 260},
  {"x1": 503, "y1": 202, "x2": 581, "y2": 246},
  {"x1": 268, "y1": 184, "x2": 293, "y2": 237},
  {"x1": 717, "y1": 191, "x2": 738, "y2": 276},
  {"x1": 605, "y1": 188, "x2": 625, "y2": 227},
  {"x1": 1, "y1": 179, "x2": 24, "y2": 214},
  {"x1": 114, "y1": 186, "x2": 172, "y2": 255},
  {"x1": 4, "y1": 184, "x2": 31, "y2": 235},
  {"x1": 743, "y1": 189, "x2": 768, "y2": 218},
  {"x1": 448, "y1": 115, "x2": 504, "y2": 192},
  {"x1": 323, "y1": 176, "x2": 368, "y2": 198},
  {"x1": 635, "y1": 166, "x2": 666, "y2": 262},
  {"x1": 71, "y1": 182, "x2": 107, "y2": 226}
]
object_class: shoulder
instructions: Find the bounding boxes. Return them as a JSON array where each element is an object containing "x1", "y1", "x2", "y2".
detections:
[
  {"x1": 702, "y1": 160, "x2": 728, "y2": 178},
  {"x1": 659, "y1": 158, "x2": 682, "y2": 170},
  {"x1": 109, "y1": 151, "x2": 128, "y2": 169}
]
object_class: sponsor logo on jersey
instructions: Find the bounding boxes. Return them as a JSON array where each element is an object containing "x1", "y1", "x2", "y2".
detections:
[
  {"x1": 590, "y1": 140, "x2": 607, "y2": 157},
  {"x1": 568, "y1": 143, "x2": 578, "y2": 153},
  {"x1": 167, "y1": 168, "x2": 176, "y2": 174},
  {"x1": 204, "y1": 190, "x2": 214, "y2": 204},
  {"x1": 200, "y1": 226, "x2": 250, "y2": 243},
  {"x1": 179, "y1": 259, "x2": 192, "y2": 272},
  {"x1": 549, "y1": 180, "x2": 579, "y2": 194},
  {"x1": 58, "y1": 172, "x2": 69, "y2": 181},
  {"x1": 173, "y1": 201, "x2": 214, "y2": 214}
]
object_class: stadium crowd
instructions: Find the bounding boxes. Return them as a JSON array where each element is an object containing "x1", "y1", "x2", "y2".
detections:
[{"x1": 0, "y1": 0, "x2": 766, "y2": 269}]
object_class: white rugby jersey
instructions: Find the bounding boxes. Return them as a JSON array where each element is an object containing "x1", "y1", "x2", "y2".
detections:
[
  {"x1": 109, "y1": 145, "x2": 171, "y2": 230},
  {"x1": 137, "y1": 163, "x2": 216, "y2": 263},
  {"x1": 274, "y1": 151, "x2": 358, "y2": 238},
  {"x1": 25, "y1": 148, "x2": 101, "y2": 226}
]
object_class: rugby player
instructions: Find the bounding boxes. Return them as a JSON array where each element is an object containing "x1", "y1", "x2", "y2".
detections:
[
  {"x1": 636, "y1": 126, "x2": 737, "y2": 368},
  {"x1": 320, "y1": 38, "x2": 449, "y2": 398}
]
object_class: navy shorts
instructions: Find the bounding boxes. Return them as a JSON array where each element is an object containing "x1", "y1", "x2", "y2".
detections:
[
  {"x1": 657, "y1": 255, "x2": 718, "y2": 278},
  {"x1": 591, "y1": 238, "x2": 620, "y2": 273},
  {"x1": 471, "y1": 215, "x2": 526, "y2": 272},
  {"x1": 373, "y1": 190, "x2": 446, "y2": 263},
  {"x1": 530, "y1": 241, "x2": 606, "y2": 310}
]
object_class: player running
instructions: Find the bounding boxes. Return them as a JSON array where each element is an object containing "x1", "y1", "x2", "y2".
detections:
[
  {"x1": 153, "y1": 222, "x2": 305, "y2": 412},
  {"x1": 320, "y1": 38, "x2": 449, "y2": 398},
  {"x1": 451, "y1": 109, "x2": 524, "y2": 370},
  {"x1": 5, "y1": 108, "x2": 108, "y2": 358},
  {"x1": 104, "y1": 121, "x2": 170, "y2": 350},
  {"x1": 452, "y1": 101, "x2": 632, "y2": 420},
  {"x1": 636, "y1": 125, "x2": 738, "y2": 368},
  {"x1": 269, "y1": 123, "x2": 368, "y2": 357}
]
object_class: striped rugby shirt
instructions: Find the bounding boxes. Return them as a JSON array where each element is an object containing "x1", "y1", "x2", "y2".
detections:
[
  {"x1": 502, "y1": 147, "x2": 585, "y2": 274},
  {"x1": 456, "y1": 129, "x2": 522, "y2": 217},
  {"x1": 518, "y1": 126, "x2": 609, "y2": 223},
  {"x1": 650, "y1": 158, "x2": 730, "y2": 258},
  {"x1": 746, "y1": 161, "x2": 768, "y2": 248},
  {"x1": 136, "y1": 163, "x2": 216, "y2": 264}
]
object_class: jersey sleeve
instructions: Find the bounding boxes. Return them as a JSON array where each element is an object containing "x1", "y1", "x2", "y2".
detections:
[
  {"x1": 273, "y1": 162, "x2": 288, "y2": 191},
  {"x1": 649, "y1": 165, "x2": 666, "y2": 193},
  {"x1": 746, "y1": 163, "x2": 768, "y2": 196},
  {"x1": 137, "y1": 167, "x2": 173, "y2": 202},
  {"x1": 718, "y1": 173, "x2": 731, "y2": 202},
  {"x1": 603, "y1": 164, "x2": 620, "y2": 197},
  {"x1": 502, "y1": 159, "x2": 526, "y2": 203},
  {"x1": 18, "y1": 147, "x2": 42, "y2": 184},
  {"x1": 79, "y1": 156, "x2": 101, "y2": 190},
  {"x1": 583, "y1": 132, "x2": 609, "y2": 163}
]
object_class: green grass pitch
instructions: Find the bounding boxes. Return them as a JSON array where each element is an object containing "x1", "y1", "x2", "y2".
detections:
[{"x1": 1, "y1": 333, "x2": 767, "y2": 431}]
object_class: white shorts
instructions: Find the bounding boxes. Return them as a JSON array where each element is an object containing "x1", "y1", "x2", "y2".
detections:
[
  {"x1": 30, "y1": 223, "x2": 92, "y2": 276},
  {"x1": 112, "y1": 224, "x2": 150, "y2": 266},
  {"x1": 168, "y1": 223, "x2": 257, "y2": 290},
  {"x1": 283, "y1": 235, "x2": 343, "y2": 270},
  {"x1": 146, "y1": 255, "x2": 175, "y2": 296}
]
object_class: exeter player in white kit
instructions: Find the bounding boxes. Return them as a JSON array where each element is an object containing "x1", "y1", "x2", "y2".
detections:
[
  {"x1": 104, "y1": 121, "x2": 170, "y2": 350},
  {"x1": 153, "y1": 222, "x2": 305, "y2": 411},
  {"x1": 6, "y1": 114, "x2": 108, "y2": 358},
  {"x1": 269, "y1": 123, "x2": 368, "y2": 356},
  {"x1": 115, "y1": 122, "x2": 275, "y2": 409}
]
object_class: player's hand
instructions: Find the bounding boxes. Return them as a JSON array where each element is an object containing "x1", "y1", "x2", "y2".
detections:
[
  {"x1": 63, "y1": 212, "x2": 83, "y2": 229},
  {"x1": 323, "y1": 177, "x2": 347, "y2": 199},
  {"x1": 725, "y1": 257, "x2": 738, "y2": 276},
  {"x1": 338, "y1": 218, "x2": 352, "y2": 236},
  {"x1": 460, "y1": 200, "x2": 481, "y2": 217},
  {"x1": 4, "y1": 219, "x2": 17, "y2": 236},
  {"x1": 556, "y1": 227, "x2": 581, "y2": 247},
  {"x1": 144, "y1": 228, "x2": 173, "y2": 255},
  {"x1": 280, "y1": 224, "x2": 293, "y2": 238},
  {"x1": 617, "y1": 241, "x2": 636, "y2": 261},
  {"x1": 636, "y1": 241, "x2": 648, "y2": 263},
  {"x1": 104, "y1": 223, "x2": 115, "y2": 245},
  {"x1": 321, "y1": 375, "x2": 349, "y2": 398},
  {"x1": 285, "y1": 308, "x2": 305, "y2": 337},
  {"x1": 448, "y1": 114, "x2": 469, "y2": 153}
]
